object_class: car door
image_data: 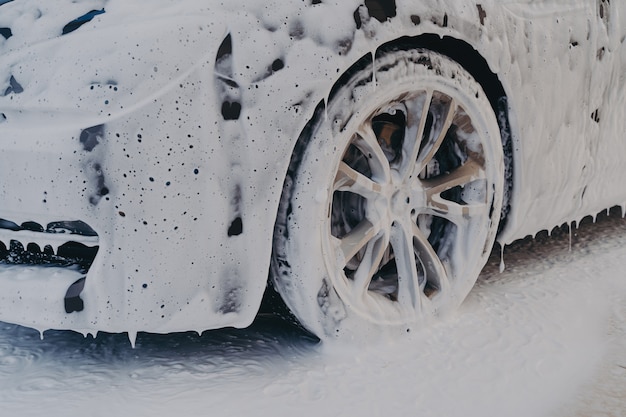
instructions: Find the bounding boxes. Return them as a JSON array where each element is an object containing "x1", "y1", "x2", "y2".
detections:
[{"x1": 584, "y1": 0, "x2": 626, "y2": 210}]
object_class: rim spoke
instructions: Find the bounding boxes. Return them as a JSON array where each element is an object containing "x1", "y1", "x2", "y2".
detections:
[
  {"x1": 401, "y1": 90, "x2": 432, "y2": 180},
  {"x1": 389, "y1": 221, "x2": 420, "y2": 309},
  {"x1": 336, "y1": 219, "x2": 381, "y2": 267},
  {"x1": 428, "y1": 198, "x2": 489, "y2": 226},
  {"x1": 353, "y1": 230, "x2": 390, "y2": 296},
  {"x1": 334, "y1": 161, "x2": 382, "y2": 198},
  {"x1": 422, "y1": 159, "x2": 484, "y2": 199},
  {"x1": 355, "y1": 125, "x2": 392, "y2": 182},
  {"x1": 411, "y1": 222, "x2": 449, "y2": 295},
  {"x1": 420, "y1": 160, "x2": 488, "y2": 225},
  {"x1": 414, "y1": 98, "x2": 457, "y2": 174},
  {"x1": 451, "y1": 215, "x2": 471, "y2": 265}
]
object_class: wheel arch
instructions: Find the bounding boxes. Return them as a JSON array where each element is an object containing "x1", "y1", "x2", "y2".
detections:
[{"x1": 268, "y1": 33, "x2": 517, "y2": 321}]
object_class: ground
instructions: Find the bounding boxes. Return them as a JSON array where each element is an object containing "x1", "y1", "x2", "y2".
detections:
[{"x1": 0, "y1": 209, "x2": 624, "y2": 417}]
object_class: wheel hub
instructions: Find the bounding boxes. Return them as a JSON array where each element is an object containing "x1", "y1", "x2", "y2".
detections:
[{"x1": 388, "y1": 182, "x2": 419, "y2": 220}]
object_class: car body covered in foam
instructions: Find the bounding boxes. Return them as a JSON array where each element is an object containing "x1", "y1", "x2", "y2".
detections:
[{"x1": 0, "y1": 0, "x2": 624, "y2": 339}]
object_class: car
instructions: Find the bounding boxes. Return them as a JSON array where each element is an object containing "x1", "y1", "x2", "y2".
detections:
[{"x1": 0, "y1": 0, "x2": 624, "y2": 343}]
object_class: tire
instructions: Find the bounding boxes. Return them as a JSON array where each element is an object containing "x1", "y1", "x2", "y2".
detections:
[{"x1": 272, "y1": 49, "x2": 504, "y2": 340}]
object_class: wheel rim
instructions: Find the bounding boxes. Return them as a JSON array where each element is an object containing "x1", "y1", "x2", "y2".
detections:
[{"x1": 324, "y1": 86, "x2": 497, "y2": 324}]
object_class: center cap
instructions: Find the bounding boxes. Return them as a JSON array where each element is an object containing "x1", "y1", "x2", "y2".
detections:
[{"x1": 390, "y1": 187, "x2": 411, "y2": 216}]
